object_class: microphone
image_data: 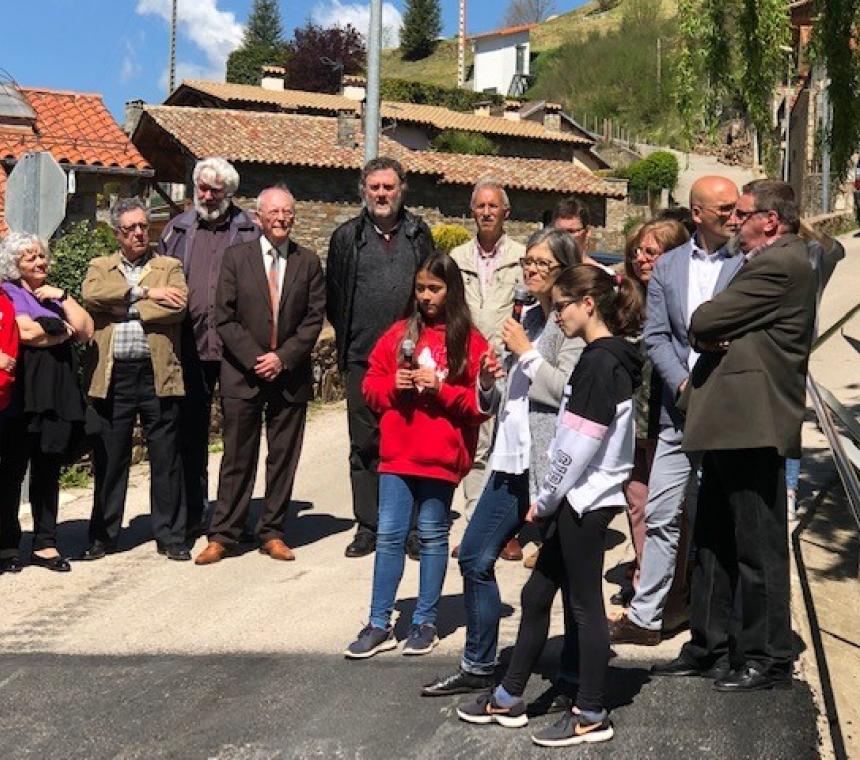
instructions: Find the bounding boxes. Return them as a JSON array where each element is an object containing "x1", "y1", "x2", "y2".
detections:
[{"x1": 511, "y1": 284, "x2": 529, "y2": 323}]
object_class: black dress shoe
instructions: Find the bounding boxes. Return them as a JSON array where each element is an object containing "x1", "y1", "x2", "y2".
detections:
[
  {"x1": 421, "y1": 669, "x2": 494, "y2": 697},
  {"x1": 158, "y1": 544, "x2": 192, "y2": 561},
  {"x1": 652, "y1": 655, "x2": 729, "y2": 679},
  {"x1": 345, "y1": 532, "x2": 376, "y2": 558},
  {"x1": 29, "y1": 554, "x2": 72, "y2": 572},
  {"x1": 0, "y1": 557, "x2": 23, "y2": 573},
  {"x1": 77, "y1": 541, "x2": 112, "y2": 561},
  {"x1": 713, "y1": 663, "x2": 791, "y2": 692}
]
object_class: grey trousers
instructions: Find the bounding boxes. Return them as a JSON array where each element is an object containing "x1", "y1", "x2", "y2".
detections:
[
  {"x1": 461, "y1": 417, "x2": 494, "y2": 521},
  {"x1": 627, "y1": 425, "x2": 700, "y2": 631}
]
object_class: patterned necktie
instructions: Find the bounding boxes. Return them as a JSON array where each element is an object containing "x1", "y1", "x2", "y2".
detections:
[{"x1": 268, "y1": 249, "x2": 279, "y2": 349}]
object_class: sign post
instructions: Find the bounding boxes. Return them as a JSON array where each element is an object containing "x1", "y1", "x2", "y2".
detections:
[{"x1": 5, "y1": 151, "x2": 68, "y2": 239}]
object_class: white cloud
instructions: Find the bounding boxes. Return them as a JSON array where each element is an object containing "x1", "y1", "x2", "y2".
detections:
[
  {"x1": 120, "y1": 40, "x2": 141, "y2": 83},
  {"x1": 136, "y1": 0, "x2": 244, "y2": 83},
  {"x1": 312, "y1": 1, "x2": 404, "y2": 48}
]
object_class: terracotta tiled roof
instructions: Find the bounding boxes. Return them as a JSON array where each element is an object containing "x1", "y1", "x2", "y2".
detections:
[
  {"x1": 468, "y1": 23, "x2": 536, "y2": 41},
  {"x1": 0, "y1": 87, "x2": 151, "y2": 172},
  {"x1": 173, "y1": 80, "x2": 590, "y2": 145},
  {"x1": 139, "y1": 106, "x2": 623, "y2": 198}
]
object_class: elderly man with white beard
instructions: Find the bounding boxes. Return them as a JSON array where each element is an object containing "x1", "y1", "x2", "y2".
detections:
[{"x1": 158, "y1": 157, "x2": 260, "y2": 542}]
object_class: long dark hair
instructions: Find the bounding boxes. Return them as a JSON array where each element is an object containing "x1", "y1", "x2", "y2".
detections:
[
  {"x1": 401, "y1": 253, "x2": 474, "y2": 381},
  {"x1": 554, "y1": 264, "x2": 643, "y2": 337}
]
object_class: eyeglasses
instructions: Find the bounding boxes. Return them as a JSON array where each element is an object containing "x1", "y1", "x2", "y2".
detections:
[
  {"x1": 119, "y1": 222, "x2": 149, "y2": 234},
  {"x1": 635, "y1": 245, "x2": 662, "y2": 259},
  {"x1": 698, "y1": 203, "x2": 736, "y2": 218},
  {"x1": 732, "y1": 208, "x2": 770, "y2": 222},
  {"x1": 552, "y1": 299, "x2": 577, "y2": 315},
  {"x1": 263, "y1": 210, "x2": 296, "y2": 220},
  {"x1": 519, "y1": 257, "x2": 560, "y2": 273}
]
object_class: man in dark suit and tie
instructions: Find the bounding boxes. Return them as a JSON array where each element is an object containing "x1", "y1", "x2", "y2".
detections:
[
  {"x1": 195, "y1": 185, "x2": 325, "y2": 565},
  {"x1": 653, "y1": 179, "x2": 817, "y2": 690}
]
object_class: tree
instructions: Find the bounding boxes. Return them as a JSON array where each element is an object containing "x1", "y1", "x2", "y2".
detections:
[
  {"x1": 503, "y1": 0, "x2": 557, "y2": 25},
  {"x1": 226, "y1": 0, "x2": 286, "y2": 85},
  {"x1": 284, "y1": 23, "x2": 365, "y2": 94},
  {"x1": 400, "y1": 0, "x2": 442, "y2": 61}
]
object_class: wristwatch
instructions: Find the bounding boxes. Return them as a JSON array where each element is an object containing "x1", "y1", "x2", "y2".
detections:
[{"x1": 59, "y1": 288, "x2": 69, "y2": 302}]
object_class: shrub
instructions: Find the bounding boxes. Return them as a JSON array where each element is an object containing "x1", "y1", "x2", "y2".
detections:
[
  {"x1": 431, "y1": 130, "x2": 499, "y2": 156},
  {"x1": 432, "y1": 223, "x2": 471, "y2": 253},
  {"x1": 381, "y1": 79, "x2": 504, "y2": 111},
  {"x1": 50, "y1": 221, "x2": 116, "y2": 301},
  {"x1": 620, "y1": 151, "x2": 680, "y2": 204}
]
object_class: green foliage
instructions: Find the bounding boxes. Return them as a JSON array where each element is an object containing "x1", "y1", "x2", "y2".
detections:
[
  {"x1": 815, "y1": 0, "x2": 860, "y2": 180},
  {"x1": 673, "y1": 0, "x2": 790, "y2": 153},
  {"x1": 431, "y1": 130, "x2": 499, "y2": 155},
  {"x1": 400, "y1": 0, "x2": 442, "y2": 61},
  {"x1": 226, "y1": 0, "x2": 287, "y2": 85},
  {"x1": 618, "y1": 151, "x2": 679, "y2": 203},
  {"x1": 623, "y1": 214, "x2": 647, "y2": 236},
  {"x1": 51, "y1": 221, "x2": 116, "y2": 301},
  {"x1": 380, "y1": 79, "x2": 504, "y2": 111},
  {"x1": 596, "y1": 0, "x2": 620, "y2": 10},
  {"x1": 59, "y1": 462, "x2": 92, "y2": 490},
  {"x1": 285, "y1": 23, "x2": 365, "y2": 93},
  {"x1": 529, "y1": 0, "x2": 679, "y2": 142},
  {"x1": 432, "y1": 223, "x2": 472, "y2": 253}
]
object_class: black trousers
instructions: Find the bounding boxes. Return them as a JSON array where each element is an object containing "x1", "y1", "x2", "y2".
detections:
[
  {"x1": 0, "y1": 416, "x2": 63, "y2": 558},
  {"x1": 90, "y1": 359, "x2": 185, "y2": 548},
  {"x1": 681, "y1": 448, "x2": 792, "y2": 674},
  {"x1": 210, "y1": 393, "x2": 307, "y2": 547},
  {"x1": 179, "y1": 355, "x2": 221, "y2": 532},
  {"x1": 345, "y1": 362, "x2": 380, "y2": 535},
  {"x1": 501, "y1": 504, "x2": 617, "y2": 713}
]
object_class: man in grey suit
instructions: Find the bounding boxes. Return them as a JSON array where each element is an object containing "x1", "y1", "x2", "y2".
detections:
[
  {"x1": 654, "y1": 179, "x2": 816, "y2": 690},
  {"x1": 610, "y1": 176, "x2": 743, "y2": 645}
]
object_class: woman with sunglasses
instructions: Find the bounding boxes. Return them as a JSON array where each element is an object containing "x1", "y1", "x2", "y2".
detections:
[{"x1": 422, "y1": 228, "x2": 582, "y2": 699}]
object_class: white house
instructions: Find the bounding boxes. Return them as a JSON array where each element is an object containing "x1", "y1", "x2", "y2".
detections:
[{"x1": 470, "y1": 24, "x2": 534, "y2": 97}]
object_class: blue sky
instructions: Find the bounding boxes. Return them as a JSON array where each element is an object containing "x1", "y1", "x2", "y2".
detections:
[{"x1": 4, "y1": 1, "x2": 586, "y2": 121}]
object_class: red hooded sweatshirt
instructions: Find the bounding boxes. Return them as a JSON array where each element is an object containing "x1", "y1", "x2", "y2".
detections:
[
  {"x1": 0, "y1": 288, "x2": 19, "y2": 412},
  {"x1": 363, "y1": 319, "x2": 489, "y2": 484}
]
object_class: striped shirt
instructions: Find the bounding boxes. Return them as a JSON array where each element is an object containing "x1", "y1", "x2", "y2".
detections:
[{"x1": 113, "y1": 252, "x2": 151, "y2": 360}]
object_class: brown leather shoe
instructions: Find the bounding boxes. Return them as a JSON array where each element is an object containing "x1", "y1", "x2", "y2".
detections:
[
  {"x1": 608, "y1": 614, "x2": 661, "y2": 646},
  {"x1": 195, "y1": 541, "x2": 227, "y2": 566},
  {"x1": 450, "y1": 543, "x2": 460, "y2": 559},
  {"x1": 500, "y1": 537, "x2": 523, "y2": 562},
  {"x1": 260, "y1": 538, "x2": 295, "y2": 561}
]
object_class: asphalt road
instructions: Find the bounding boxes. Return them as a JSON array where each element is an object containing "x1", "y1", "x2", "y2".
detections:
[{"x1": 0, "y1": 649, "x2": 819, "y2": 759}]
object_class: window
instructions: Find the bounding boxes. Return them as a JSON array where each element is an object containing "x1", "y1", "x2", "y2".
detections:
[{"x1": 515, "y1": 44, "x2": 527, "y2": 75}]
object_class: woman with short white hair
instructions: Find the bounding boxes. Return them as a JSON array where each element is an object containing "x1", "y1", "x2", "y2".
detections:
[{"x1": 0, "y1": 232, "x2": 93, "y2": 574}]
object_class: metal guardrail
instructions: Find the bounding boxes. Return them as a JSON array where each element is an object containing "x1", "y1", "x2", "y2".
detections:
[{"x1": 807, "y1": 374, "x2": 860, "y2": 542}]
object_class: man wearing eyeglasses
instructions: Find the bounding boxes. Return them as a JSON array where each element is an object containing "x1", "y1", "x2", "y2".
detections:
[
  {"x1": 610, "y1": 175, "x2": 743, "y2": 647},
  {"x1": 450, "y1": 178, "x2": 525, "y2": 558},
  {"x1": 158, "y1": 157, "x2": 259, "y2": 543},
  {"x1": 656, "y1": 179, "x2": 816, "y2": 691},
  {"x1": 81, "y1": 198, "x2": 189, "y2": 561}
]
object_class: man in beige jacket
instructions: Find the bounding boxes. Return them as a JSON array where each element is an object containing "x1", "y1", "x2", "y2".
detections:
[
  {"x1": 80, "y1": 198, "x2": 189, "y2": 562},
  {"x1": 449, "y1": 178, "x2": 524, "y2": 559}
]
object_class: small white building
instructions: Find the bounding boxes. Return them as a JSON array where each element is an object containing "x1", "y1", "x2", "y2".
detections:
[{"x1": 470, "y1": 24, "x2": 534, "y2": 97}]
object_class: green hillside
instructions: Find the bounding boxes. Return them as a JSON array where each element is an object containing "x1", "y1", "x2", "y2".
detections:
[{"x1": 381, "y1": 0, "x2": 676, "y2": 89}]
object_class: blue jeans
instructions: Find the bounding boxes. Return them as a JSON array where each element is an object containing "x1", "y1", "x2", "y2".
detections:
[
  {"x1": 458, "y1": 471, "x2": 530, "y2": 675},
  {"x1": 369, "y1": 474, "x2": 455, "y2": 630},
  {"x1": 785, "y1": 458, "x2": 800, "y2": 491}
]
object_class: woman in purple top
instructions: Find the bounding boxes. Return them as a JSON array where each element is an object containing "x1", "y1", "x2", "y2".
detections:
[{"x1": 0, "y1": 232, "x2": 93, "y2": 574}]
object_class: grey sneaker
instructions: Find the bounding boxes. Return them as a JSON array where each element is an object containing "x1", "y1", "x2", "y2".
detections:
[
  {"x1": 457, "y1": 693, "x2": 528, "y2": 728},
  {"x1": 531, "y1": 709, "x2": 613, "y2": 747},
  {"x1": 402, "y1": 623, "x2": 439, "y2": 655},
  {"x1": 344, "y1": 624, "x2": 396, "y2": 659}
]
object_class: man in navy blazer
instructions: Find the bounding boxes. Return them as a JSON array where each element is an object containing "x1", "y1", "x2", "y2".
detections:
[{"x1": 610, "y1": 176, "x2": 743, "y2": 646}]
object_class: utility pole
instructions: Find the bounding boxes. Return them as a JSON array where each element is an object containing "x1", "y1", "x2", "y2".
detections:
[
  {"x1": 167, "y1": 0, "x2": 177, "y2": 95},
  {"x1": 656, "y1": 37, "x2": 662, "y2": 97},
  {"x1": 457, "y1": 0, "x2": 467, "y2": 88},
  {"x1": 365, "y1": 0, "x2": 382, "y2": 162}
]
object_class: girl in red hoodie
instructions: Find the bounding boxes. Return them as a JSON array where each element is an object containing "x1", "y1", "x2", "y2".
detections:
[
  {"x1": 345, "y1": 253, "x2": 488, "y2": 659},
  {"x1": 0, "y1": 285, "x2": 18, "y2": 412}
]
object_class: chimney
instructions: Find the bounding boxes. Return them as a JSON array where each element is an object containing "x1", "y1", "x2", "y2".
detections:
[
  {"x1": 337, "y1": 109, "x2": 359, "y2": 147},
  {"x1": 543, "y1": 101, "x2": 562, "y2": 132},
  {"x1": 502, "y1": 100, "x2": 521, "y2": 121},
  {"x1": 342, "y1": 75, "x2": 367, "y2": 102},
  {"x1": 124, "y1": 99, "x2": 145, "y2": 135},
  {"x1": 473, "y1": 103, "x2": 491, "y2": 117},
  {"x1": 260, "y1": 65, "x2": 286, "y2": 91}
]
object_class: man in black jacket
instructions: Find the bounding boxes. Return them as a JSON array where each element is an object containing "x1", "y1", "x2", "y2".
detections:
[{"x1": 326, "y1": 157, "x2": 434, "y2": 557}]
